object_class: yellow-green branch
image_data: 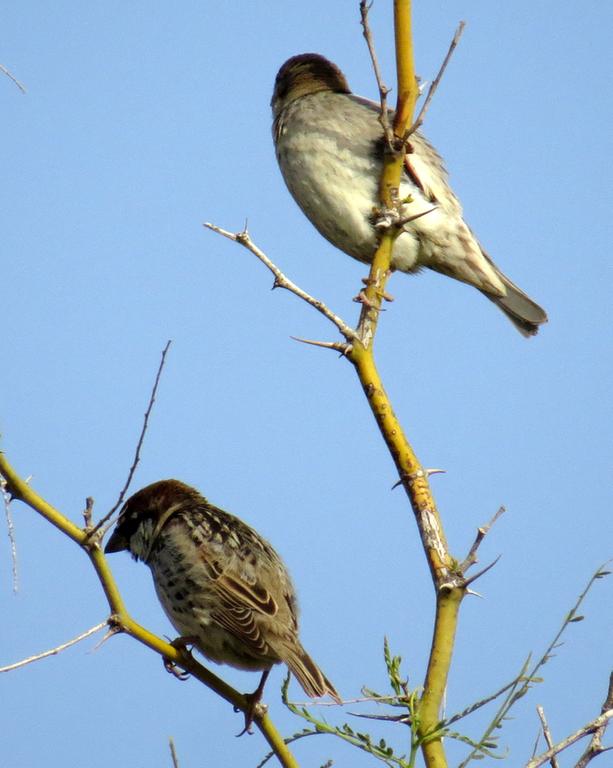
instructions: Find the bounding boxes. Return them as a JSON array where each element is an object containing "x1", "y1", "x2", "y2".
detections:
[{"x1": 351, "y1": 3, "x2": 465, "y2": 766}]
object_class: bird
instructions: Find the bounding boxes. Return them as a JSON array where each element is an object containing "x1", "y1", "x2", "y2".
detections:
[
  {"x1": 271, "y1": 53, "x2": 547, "y2": 336},
  {"x1": 104, "y1": 479, "x2": 339, "y2": 721}
]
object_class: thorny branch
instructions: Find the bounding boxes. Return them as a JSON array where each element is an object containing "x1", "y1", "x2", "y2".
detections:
[{"x1": 204, "y1": 223, "x2": 358, "y2": 344}]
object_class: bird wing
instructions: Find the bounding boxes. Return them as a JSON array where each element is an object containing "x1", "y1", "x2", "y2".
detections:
[
  {"x1": 204, "y1": 556, "x2": 281, "y2": 657},
  {"x1": 403, "y1": 132, "x2": 462, "y2": 214},
  {"x1": 349, "y1": 93, "x2": 461, "y2": 214}
]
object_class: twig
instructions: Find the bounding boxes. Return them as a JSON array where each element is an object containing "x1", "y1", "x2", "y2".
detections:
[
  {"x1": 460, "y1": 506, "x2": 505, "y2": 572},
  {"x1": 406, "y1": 21, "x2": 466, "y2": 138},
  {"x1": 204, "y1": 223, "x2": 358, "y2": 343},
  {"x1": 536, "y1": 706, "x2": 560, "y2": 768},
  {"x1": 0, "y1": 621, "x2": 107, "y2": 673},
  {"x1": 169, "y1": 737, "x2": 180, "y2": 768},
  {"x1": 525, "y1": 707, "x2": 613, "y2": 767},
  {"x1": 89, "y1": 340, "x2": 172, "y2": 536},
  {"x1": 447, "y1": 665, "x2": 534, "y2": 728},
  {"x1": 574, "y1": 672, "x2": 613, "y2": 768},
  {"x1": 1, "y1": 476, "x2": 19, "y2": 592},
  {"x1": 460, "y1": 565, "x2": 611, "y2": 768},
  {"x1": 82, "y1": 496, "x2": 94, "y2": 529},
  {"x1": 294, "y1": 693, "x2": 399, "y2": 708},
  {"x1": 1, "y1": 63, "x2": 26, "y2": 94},
  {"x1": 359, "y1": 0, "x2": 394, "y2": 146}
]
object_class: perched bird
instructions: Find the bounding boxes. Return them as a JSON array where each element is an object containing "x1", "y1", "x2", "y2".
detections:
[
  {"x1": 272, "y1": 53, "x2": 547, "y2": 336},
  {"x1": 104, "y1": 479, "x2": 339, "y2": 712}
]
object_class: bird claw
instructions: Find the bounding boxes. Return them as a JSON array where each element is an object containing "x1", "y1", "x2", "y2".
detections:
[
  {"x1": 353, "y1": 290, "x2": 384, "y2": 310},
  {"x1": 164, "y1": 658, "x2": 191, "y2": 681},
  {"x1": 163, "y1": 636, "x2": 196, "y2": 681},
  {"x1": 235, "y1": 696, "x2": 268, "y2": 737}
]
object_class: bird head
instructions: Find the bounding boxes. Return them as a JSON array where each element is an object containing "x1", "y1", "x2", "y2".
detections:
[
  {"x1": 271, "y1": 53, "x2": 350, "y2": 119},
  {"x1": 104, "y1": 479, "x2": 196, "y2": 562}
]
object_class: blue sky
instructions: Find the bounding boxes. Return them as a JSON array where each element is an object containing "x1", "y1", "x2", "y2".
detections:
[{"x1": 2, "y1": 3, "x2": 611, "y2": 766}]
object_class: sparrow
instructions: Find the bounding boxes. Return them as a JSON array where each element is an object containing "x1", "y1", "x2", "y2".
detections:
[
  {"x1": 105, "y1": 479, "x2": 339, "y2": 715},
  {"x1": 272, "y1": 53, "x2": 547, "y2": 336}
]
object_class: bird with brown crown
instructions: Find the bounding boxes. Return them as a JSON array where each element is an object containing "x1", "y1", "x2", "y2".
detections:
[
  {"x1": 272, "y1": 53, "x2": 547, "y2": 336},
  {"x1": 105, "y1": 479, "x2": 339, "y2": 729}
]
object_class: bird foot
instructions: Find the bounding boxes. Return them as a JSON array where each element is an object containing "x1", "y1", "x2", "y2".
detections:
[
  {"x1": 163, "y1": 636, "x2": 197, "y2": 681},
  {"x1": 359, "y1": 278, "x2": 394, "y2": 302},
  {"x1": 235, "y1": 669, "x2": 271, "y2": 736},
  {"x1": 235, "y1": 695, "x2": 268, "y2": 737},
  {"x1": 353, "y1": 290, "x2": 384, "y2": 310}
]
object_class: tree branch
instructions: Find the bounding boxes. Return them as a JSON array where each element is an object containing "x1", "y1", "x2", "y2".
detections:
[
  {"x1": 89, "y1": 339, "x2": 172, "y2": 537},
  {"x1": 525, "y1": 701, "x2": 613, "y2": 767},
  {"x1": 204, "y1": 222, "x2": 358, "y2": 343},
  {"x1": 406, "y1": 21, "x2": 466, "y2": 138},
  {"x1": 0, "y1": 621, "x2": 107, "y2": 673},
  {"x1": 1, "y1": 62, "x2": 26, "y2": 94}
]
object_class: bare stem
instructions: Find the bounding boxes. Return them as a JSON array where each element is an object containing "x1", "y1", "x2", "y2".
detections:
[
  {"x1": 536, "y1": 705, "x2": 560, "y2": 768},
  {"x1": 0, "y1": 622, "x2": 107, "y2": 673},
  {"x1": 406, "y1": 21, "x2": 466, "y2": 138},
  {"x1": 460, "y1": 506, "x2": 505, "y2": 572},
  {"x1": 1, "y1": 63, "x2": 26, "y2": 93},
  {"x1": 360, "y1": 0, "x2": 393, "y2": 146},
  {"x1": 90, "y1": 340, "x2": 172, "y2": 536},
  {"x1": 1, "y1": 476, "x2": 19, "y2": 592},
  {"x1": 574, "y1": 672, "x2": 613, "y2": 768},
  {"x1": 526, "y1": 704, "x2": 613, "y2": 767},
  {"x1": 169, "y1": 737, "x2": 180, "y2": 768}
]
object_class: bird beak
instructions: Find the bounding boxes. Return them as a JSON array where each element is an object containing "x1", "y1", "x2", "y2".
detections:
[{"x1": 104, "y1": 528, "x2": 128, "y2": 554}]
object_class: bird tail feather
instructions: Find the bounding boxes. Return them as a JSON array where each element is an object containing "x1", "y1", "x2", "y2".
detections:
[
  {"x1": 482, "y1": 271, "x2": 547, "y2": 337},
  {"x1": 283, "y1": 644, "x2": 341, "y2": 703}
]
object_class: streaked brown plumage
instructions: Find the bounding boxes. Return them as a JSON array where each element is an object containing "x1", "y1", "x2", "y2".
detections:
[
  {"x1": 105, "y1": 479, "x2": 339, "y2": 704},
  {"x1": 272, "y1": 53, "x2": 548, "y2": 336}
]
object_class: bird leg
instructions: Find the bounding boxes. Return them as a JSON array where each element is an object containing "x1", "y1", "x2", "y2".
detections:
[
  {"x1": 163, "y1": 636, "x2": 197, "y2": 681},
  {"x1": 235, "y1": 669, "x2": 270, "y2": 736}
]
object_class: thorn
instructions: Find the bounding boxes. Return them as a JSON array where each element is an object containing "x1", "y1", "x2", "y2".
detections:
[
  {"x1": 397, "y1": 206, "x2": 438, "y2": 228},
  {"x1": 392, "y1": 467, "x2": 445, "y2": 489},
  {"x1": 464, "y1": 555, "x2": 502, "y2": 588},
  {"x1": 290, "y1": 336, "x2": 351, "y2": 355},
  {"x1": 91, "y1": 628, "x2": 118, "y2": 652},
  {"x1": 465, "y1": 588, "x2": 484, "y2": 598}
]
